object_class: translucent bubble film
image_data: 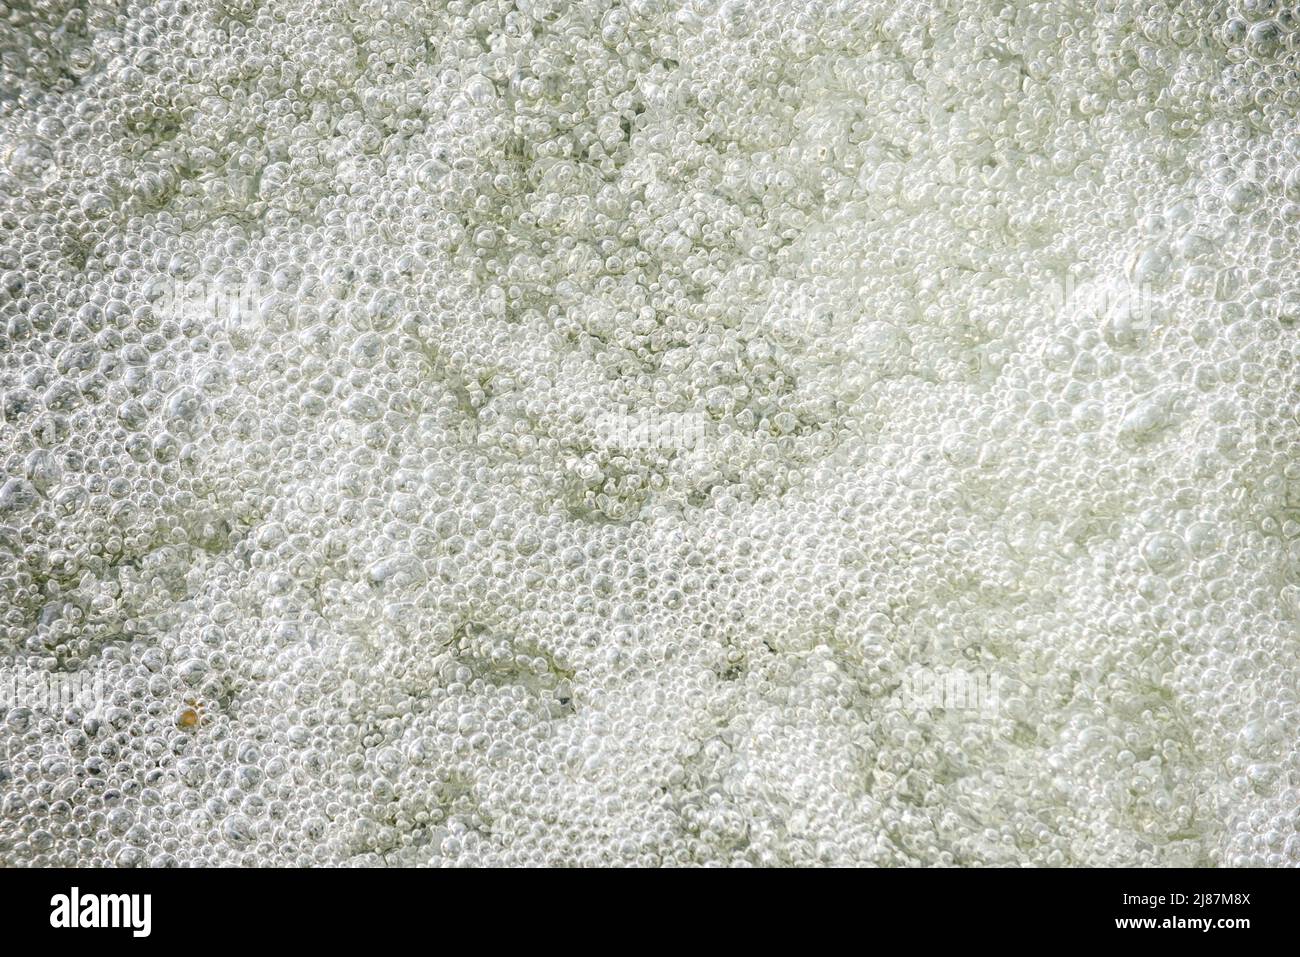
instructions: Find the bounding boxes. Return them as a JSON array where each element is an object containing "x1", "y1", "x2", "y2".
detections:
[{"x1": 1, "y1": 0, "x2": 1299, "y2": 867}]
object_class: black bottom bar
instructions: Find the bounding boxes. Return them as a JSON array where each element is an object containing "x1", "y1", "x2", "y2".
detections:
[{"x1": 0, "y1": 866, "x2": 1290, "y2": 945}]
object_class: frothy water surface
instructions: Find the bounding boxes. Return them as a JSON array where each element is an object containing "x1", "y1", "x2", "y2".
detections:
[{"x1": 1, "y1": 0, "x2": 1299, "y2": 866}]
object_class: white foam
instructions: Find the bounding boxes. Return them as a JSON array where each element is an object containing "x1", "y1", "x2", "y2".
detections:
[{"x1": 1, "y1": 0, "x2": 1298, "y2": 866}]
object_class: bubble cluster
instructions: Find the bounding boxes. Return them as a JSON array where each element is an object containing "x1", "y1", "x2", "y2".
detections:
[{"x1": 2, "y1": 0, "x2": 1299, "y2": 866}]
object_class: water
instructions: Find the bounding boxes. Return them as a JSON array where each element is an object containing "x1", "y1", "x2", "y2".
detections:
[{"x1": 0, "y1": 0, "x2": 1298, "y2": 866}]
